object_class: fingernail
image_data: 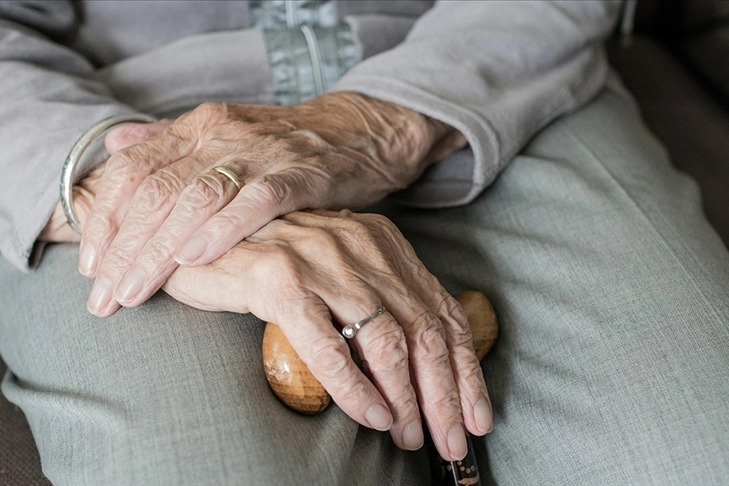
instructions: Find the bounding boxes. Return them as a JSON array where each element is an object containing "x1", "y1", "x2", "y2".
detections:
[
  {"x1": 176, "y1": 235, "x2": 208, "y2": 265},
  {"x1": 402, "y1": 421, "x2": 424, "y2": 450},
  {"x1": 474, "y1": 396, "x2": 493, "y2": 435},
  {"x1": 447, "y1": 423, "x2": 468, "y2": 461},
  {"x1": 87, "y1": 277, "x2": 113, "y2": 315},
  {"x1": 365, "y1": 404, "x2": 392, "y2": 431},
  {"x1": 116, "y1": 267, "x2": 145, "y2": 303},
  {"x1": 78, "y1": 244, "x2": 97, "y2": 276}
]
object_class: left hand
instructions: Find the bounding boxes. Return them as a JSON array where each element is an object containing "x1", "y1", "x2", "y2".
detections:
[
  {"x1": 163, "y1": 209, "x2": 493, "y2": 460},
  {"x1": 76, "y1": 92, "x2": 465, "y2": 316}
]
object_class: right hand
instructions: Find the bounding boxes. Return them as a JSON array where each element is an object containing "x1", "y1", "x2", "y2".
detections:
[
  {"x1": 40, "y1": 119, "x2": 172, "y2": 243},
  {"x1": 163, "y1": 209, "x2": 493, "y2": 460},
  {"x1": 76, "y1": 94, "x2": 465, "y2": 317}
]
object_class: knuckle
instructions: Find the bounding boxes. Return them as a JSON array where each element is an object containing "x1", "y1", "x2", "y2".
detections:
[
  {"x1": 195, "y1": 101, "x2": 228, "y2": 120},
  {"x1": 135, "y1": 172, "x2": 179, "y2": 213},
  {"x1": 460, "y1": 359, "x2": 486, "y2": 385},
  {"x1": 106, "y1": 150, "x2": 145, "y2": 178},
  {"x1": 334, "y1": 218, "x2": 377, "y2": 247},
  {"x1": 368, "y1": 328, "x2": 408, "y2": 371},
  {"x1": 439, "y1": 297, "x2": 472, "y2": 346},
  {"x1": 84, "y1": 217, "x2": 117, "y2": 246},
  {"x1": 413, "y1": 315, "x2": 449, "y2": 359},
  {"x1": 430, "y1": 392, "x2": 463, "y2": 417},
  {"x1": 394, "y1": 395, "x2": 421, "y2": 420},
  {"x1": 309, "y1": 335, "x2": 351, "y2": 377},
  {"x1": 140, "y1": 240, "x2": 175, "y2": 267},
  {"x1": 333, "y1": 375, "x2": 374, "y2": 411},
  {"x1": 300, "y1": 226, "x2": 338, "y2": 251},
  {"x1": 180, "y1": 176, "x2": 228, "y2": 207},
  {"x1": 258, "y1": 247, "x2": 304, "y2": 288},
  {"x1": 362, "y1": 213, "x2": 398, "y2": 236},
  {"x1": 368, "y1": 213, "x2": 396, "y2": 230},
  {"x1": 211, "y1": 209, "x2": 247, "y2": 232},
  {"x1": 249, "y1": 176, "x2": 290, "y2": 209},
  {"x1": 125, "y1": 123, "x2": 157, "y2": 141},
  {"x1": 269, "y1": 137, "x2": 295, "y2": 154},
  {"x1": 279, "y1": 131, "x2": 330, "y2": 156},
  {"x1": 101, "y1": 245, "x2": 135, "y2": 272}
]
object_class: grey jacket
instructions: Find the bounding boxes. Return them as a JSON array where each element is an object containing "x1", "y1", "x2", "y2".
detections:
[{"x1": 0, "y1": 0, "x2": 622, "y2": 271}]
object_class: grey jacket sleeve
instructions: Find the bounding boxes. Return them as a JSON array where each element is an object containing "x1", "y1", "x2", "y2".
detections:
[
  {"x1": 334, "y1": 1, "x2": 622, "y2": 207},
  {"x1": 0, "y1": 2, "x2": 138, "y2": 272}
]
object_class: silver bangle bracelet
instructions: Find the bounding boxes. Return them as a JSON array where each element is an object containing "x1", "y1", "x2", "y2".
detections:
[{"x1": 60, "y1": 114, "x2": 157, "y2": 234}]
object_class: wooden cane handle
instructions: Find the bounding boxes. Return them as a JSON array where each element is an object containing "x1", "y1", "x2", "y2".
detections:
[
  {"x1": 262, "y1": 322, "x2": 331, "y2": 414},
  {"x1": 262, "y1": 291, "x2": 499, "y2": 414}
]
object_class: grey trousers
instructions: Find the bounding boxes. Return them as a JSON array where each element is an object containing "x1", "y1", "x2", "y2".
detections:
[{"x1": 2, "y1": 89, "x2": 728, "y2": 486}]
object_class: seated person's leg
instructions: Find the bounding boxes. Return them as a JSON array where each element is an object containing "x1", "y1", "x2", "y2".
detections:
[
  {"x1": 0, "y1": 249, "x2": 429, "y2": 486},
  {"x1": 383, "y1": 88, "x2": 729, "y2": 485}
]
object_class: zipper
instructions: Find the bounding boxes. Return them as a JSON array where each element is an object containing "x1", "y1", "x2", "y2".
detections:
[
  {"x1": 286, "y1": 0, "x2": 299, "y2": 28},
  {"x1": 620, "y1": 0, "x2": 638, "y2": 47},
  {"x1": 300, "y1": 24, "x2": 327, "y2": 95}
]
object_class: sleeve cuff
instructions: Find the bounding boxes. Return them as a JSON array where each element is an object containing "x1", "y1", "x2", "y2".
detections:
[
  {"x1": 332, "y1": 75, "x2": 500, "y2": 208},
  {"x1": 1, "y1": 106, "x2": 137, "y2": 273}
]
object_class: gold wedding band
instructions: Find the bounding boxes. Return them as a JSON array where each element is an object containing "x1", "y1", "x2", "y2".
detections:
[{"x1": 211, "y1": 166, "x2": 243, "y2": 191}]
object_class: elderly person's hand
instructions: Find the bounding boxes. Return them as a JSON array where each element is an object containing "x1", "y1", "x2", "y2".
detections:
[
  {"x1": 43, "y1": 198, "x2": 493, "y2": 460},
  {"x1": 40, "y1": 119, "x2": 172, "y2": 244},
  {"x1": 74, "y1": 93, "x2": 466, "y2": 316},
  {"x1": 163, "y1": 209, "x2": 492, "y2": 461}
]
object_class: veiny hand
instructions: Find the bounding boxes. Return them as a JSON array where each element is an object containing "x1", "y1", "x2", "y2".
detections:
[
  {"x1": 163, "y1": 209, "x2": 492, "y2": 460},
  {"x1": 40, "y1": 119, "x2": 172, "y2": 243},
  {"x1": 76, "y1": 92, "x2": 466, "y2": 317}
]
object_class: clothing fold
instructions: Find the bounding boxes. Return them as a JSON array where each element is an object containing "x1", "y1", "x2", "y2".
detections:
[{"x1": 0, "y1": 0, "x2": 621, "y2": 271}]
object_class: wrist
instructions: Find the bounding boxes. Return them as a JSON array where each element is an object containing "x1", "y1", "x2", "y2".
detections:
[
  {"x1": 39, "y1": 164, "x2": 103, "y2": 243},
  {"x1": 313, "y1": 92, "x2": 466, "y2": 171}
]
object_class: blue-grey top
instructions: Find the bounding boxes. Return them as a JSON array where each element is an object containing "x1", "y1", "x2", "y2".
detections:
[{"x1": 0, "y1": 0, "x2": 623, "y2": 271}]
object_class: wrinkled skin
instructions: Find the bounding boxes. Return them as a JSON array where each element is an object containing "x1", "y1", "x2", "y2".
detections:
[
  {"x1": 166, "y1": 209, "x2": 493, "y2": 460},
  {"x1": 71, "y1": 92, "x2": 465, "y2": 317},
  {"x1": 40, "y1": 92, "x2": 488, "y2": 460},
  {"x1": 43, "y1": 190, "x2": 492, "y2": 462}
]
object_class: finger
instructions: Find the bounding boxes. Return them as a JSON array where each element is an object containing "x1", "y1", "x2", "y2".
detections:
[
  {"x1": 380, "y1": 288, "x2": 467, "y2": 461},
  {"x1": 354, "y1": 213, "x2": 492, "y2": 439},
  {"x1": 113, "y1": 170, "x2": 239, "y2": 307},
  {"x1": 175, "y1": 169, "x2": 324, "y2": 266},
  {"x1": 79, "y1": 127, "x2": 197, "y2": 277},
  {"x1": 283, "y1": 210, "x2": 469, "y2": 457},
  {"x1": 388, "y1": 240, "x2": 492, "y2": 437},
  {"x1": 284, "y1": 303, "x2": 395, "y2": 433},
  {"x1": 104, "y1": 119, "x2": 174, "y2": 154},
  {"x1": 259, "y1": 216, "x2": 423, "y2": 451},
  {"x1": 344, "y1": 308, "x2": 423, "y2": 451},
  {"x1": 314, "y1": 277, "x2": 422, "y2": 451},
  {"x1": 86, "y1": 152, "x2": 211, "y2": 316},
  {"x1": 169, "y1": 238, "x2": 395, "y2": 432},
  {"x1": 432, "y1": 293, "x2": 492, "y2": 436}
]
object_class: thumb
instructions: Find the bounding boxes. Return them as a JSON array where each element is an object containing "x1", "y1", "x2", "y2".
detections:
[{"x1": 105, "y1": 119, "x2": 173, "y2": 154}]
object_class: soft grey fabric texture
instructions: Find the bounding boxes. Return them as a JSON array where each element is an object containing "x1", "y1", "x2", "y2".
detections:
[
  {"x1": 2, "y1": 89, "x2": 728, "y2": 485},
  {"x1": 334, "y1": 1, "x2": 621, "y2": 207},
  {"x1": 263, "y1": 23, "x2": 359, "y2": 105},
  {"x1": 0, "y1": 0, "x2": 619, "y2": 271},
  {"x1": 97, "y1": 28, "x2": 275, "y2": 117}
]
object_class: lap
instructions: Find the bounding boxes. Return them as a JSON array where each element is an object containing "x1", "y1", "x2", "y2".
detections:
[
  {"x1": 384, "y1": 89, "x2": 729, "y2": 485},
  {"x1": 2, "y1": 88, "x2": 728, "y2": 485},
  {"x1": 0, "y1": 244, "x2": 427, "y2": 485}
]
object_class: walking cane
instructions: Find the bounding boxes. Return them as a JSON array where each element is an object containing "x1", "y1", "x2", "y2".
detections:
[{"x1": 262, "y1": 290, "x2": 498, "y2": 486}]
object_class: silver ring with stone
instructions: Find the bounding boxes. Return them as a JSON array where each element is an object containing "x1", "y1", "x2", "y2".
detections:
[
  {"x1": 60, "y1": 114, "x2": 157, "y2": 234},
  {"x1": 342, "y1": 306, "x2": 386, "y2": 339}
]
